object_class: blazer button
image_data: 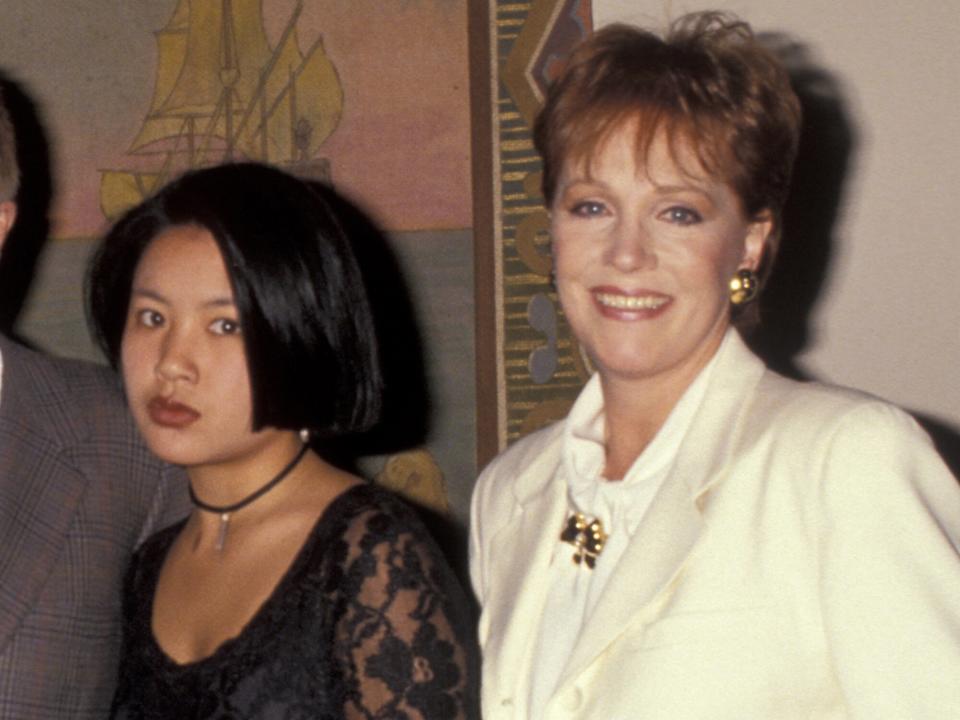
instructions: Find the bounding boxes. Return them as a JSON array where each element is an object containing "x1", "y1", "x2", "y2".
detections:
[
  {"x1": 564, "y1": 687, "x2": 583, "y2": 711},
  {"x1": 500, "y1": 697, "x2": 513, "y2": 707}
]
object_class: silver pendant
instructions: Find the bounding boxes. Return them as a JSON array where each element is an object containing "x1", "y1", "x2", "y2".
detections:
[{"x1": 215, "y1": 512, "x2": 230, "y2": 552}]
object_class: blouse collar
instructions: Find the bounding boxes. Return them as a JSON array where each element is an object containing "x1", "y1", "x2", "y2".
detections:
[{"x1": 560, "y1": 329, "x2": 731, "y2": 524}]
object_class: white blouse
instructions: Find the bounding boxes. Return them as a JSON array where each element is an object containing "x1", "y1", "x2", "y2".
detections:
[{"x1": 526, "y1": 337, "x2": 726, "y2": 719}]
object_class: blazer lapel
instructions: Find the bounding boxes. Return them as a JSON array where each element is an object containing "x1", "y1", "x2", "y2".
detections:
[
  {"x1": 559, "y1": 332, "x2": 767, "y2": 686},
  {"x1": 482, "y1": 440, "x2": 568, "y2": 703},
  {"x1": 0, "y1": 340, "x2": 92, "y2": 652}
]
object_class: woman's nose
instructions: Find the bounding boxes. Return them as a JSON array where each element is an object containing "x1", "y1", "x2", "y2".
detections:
[
  {"x1": 155, "y1": 331, "x2": 197, "y2": 384},
  {"x1": 606, "y1": 220, "x2": 657, "y2": 272}
]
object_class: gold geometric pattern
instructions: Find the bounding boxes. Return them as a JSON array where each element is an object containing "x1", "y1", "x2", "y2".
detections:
[{"x1": 490, "y1": 0, "x2": 592, "y2": 449}]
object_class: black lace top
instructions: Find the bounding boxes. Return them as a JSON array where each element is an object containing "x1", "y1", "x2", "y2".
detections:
[{"x1": 110, "y1": 483, "x2": 478, "y2": 719}]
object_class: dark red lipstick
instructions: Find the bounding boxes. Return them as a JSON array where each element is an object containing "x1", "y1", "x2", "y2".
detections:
[{"x1": 147, "y1": 396, "x2": 200, "y2": 428}]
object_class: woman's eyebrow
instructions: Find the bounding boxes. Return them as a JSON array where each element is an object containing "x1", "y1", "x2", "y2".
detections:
[
  {"x1": 130, "y1": 287, "x2": 168, "y2": 304},
  {"x1": 129, "y1": 287, "x2": 235, "y2": 308}
]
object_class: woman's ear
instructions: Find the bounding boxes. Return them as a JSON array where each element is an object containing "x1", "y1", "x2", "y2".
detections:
[
  {"x1": 741, "y1": 210, "x2": 772, "y2": 271},
  {"x1": 0, "y1": 200, "x2": 16, "y2": 253}
]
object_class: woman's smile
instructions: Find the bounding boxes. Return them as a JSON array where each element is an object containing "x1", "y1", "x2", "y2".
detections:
[
  {"x1": 591, "y1": 287, "x2": 672, "y2": 316},
  {"x1": 550, "y1": 120, "x2": 770, "y2": 388}
]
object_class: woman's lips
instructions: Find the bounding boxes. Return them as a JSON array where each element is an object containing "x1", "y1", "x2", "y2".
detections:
[
  {"x1": 591, "y1": 286, "x2": 672, "y2": 318},
  {"x1": 147, "y1": 396, "x2": 201, "y2": 428}
]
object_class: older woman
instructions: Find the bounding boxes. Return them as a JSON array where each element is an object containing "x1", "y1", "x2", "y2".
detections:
[{"x1": 470, "y1": 12, "x2": 960, "y2": 719}]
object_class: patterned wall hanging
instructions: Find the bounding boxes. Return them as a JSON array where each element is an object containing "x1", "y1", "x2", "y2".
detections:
[{"x1": 472, "y1": 0, "x2": 592, "y2": 466}]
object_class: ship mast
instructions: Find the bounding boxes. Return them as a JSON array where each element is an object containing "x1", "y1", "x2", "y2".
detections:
[
  {"x1": 228, "y1": 0, "x2": 304, "y2": 155},
  {"x1": 219, "y1": 0, "x2": 241, "y2": 161}
]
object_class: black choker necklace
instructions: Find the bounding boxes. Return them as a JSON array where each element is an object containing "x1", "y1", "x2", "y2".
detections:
[{"x1": 189, "y1": 443, "x2": 309, "y2": 552}]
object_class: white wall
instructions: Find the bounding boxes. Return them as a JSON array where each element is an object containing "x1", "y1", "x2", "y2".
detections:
[{"x1": 595, "y1": 0, "x2": 960, "y2": 434}]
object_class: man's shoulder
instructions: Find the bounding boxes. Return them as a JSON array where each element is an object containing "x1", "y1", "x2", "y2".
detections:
[
  {"x1": 1, "y1": 337, "x2": 127, "y2": 442},
  {"x1": 0, "y1": 336, "x2": 187, "y2": 522},
  {"x1": 4, "y1": 336, "x2": 118, "y2": 395}
]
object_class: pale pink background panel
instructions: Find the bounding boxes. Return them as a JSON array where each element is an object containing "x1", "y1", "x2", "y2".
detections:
[
  {"x1": 2, "y1": 0, "x2": 470, "y2": 237},
  {"x1": 308, "y1": 1, "x2": 472, "y2": 232}
]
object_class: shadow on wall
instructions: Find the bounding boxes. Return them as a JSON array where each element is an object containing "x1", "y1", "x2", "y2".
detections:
[
  {"x1": 748, "y1": 36, "x2": 960, "y2": 481},
  {"x1": 305, "y1": 184, "x2": 472, "y2": 584},
  {"x1": 748, "y1": 35, "x2": 852, "y2": 380},
  {"x1": 306, "y1": 182, "x2": 432, "y2": 464},
  {"x1": 914, "y1": 415, "x2": 960, "y2": 484},
  {"x1": 0, "y1": 74, "x2": 51, "y2": 339}
]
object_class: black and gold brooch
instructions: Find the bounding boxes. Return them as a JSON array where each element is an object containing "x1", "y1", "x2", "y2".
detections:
[{"x1": 559, "y1": 512, "x2": 607, "y2": 569}]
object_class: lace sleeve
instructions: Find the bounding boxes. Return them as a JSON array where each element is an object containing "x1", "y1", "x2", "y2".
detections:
[{"x1": 333, "y1": 502, "x2": 479, "y2": 720}]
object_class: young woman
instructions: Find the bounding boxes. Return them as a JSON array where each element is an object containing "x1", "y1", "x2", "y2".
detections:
[{"x1": 88, "y1": 163, "x2": 477, "y2": 719}]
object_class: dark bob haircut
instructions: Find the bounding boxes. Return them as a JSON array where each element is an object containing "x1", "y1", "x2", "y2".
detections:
[{"x1": 87, "y1": 162, "x2": 382, "y2": 436}]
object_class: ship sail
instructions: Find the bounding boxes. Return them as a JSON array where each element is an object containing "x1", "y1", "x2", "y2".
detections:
[
  {"x1": 100, "y1": 0, "x2": 343, "y2": 220},
  {"x1": 127, "y1": 0, "x2": 192, "y2": 153},
  {"x1": 99, "y1": 171, "x2": 163, "y2": 220},
  {"x1": 237, "y1": 32, "x2": 343, "y2": 163}
]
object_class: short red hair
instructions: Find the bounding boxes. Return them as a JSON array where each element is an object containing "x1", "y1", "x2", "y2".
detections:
[{"x1": 534, "y1": 11, "x2": 802, "y2": 322}]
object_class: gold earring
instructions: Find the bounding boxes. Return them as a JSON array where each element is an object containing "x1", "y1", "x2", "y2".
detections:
[{"x1": 729, "y1": 268, "x2": 759, "y2": 305}]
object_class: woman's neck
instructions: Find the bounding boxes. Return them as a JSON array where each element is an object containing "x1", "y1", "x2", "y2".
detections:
[
  {"x1": 183, "y1": 439, "x2": 359, "y2": 554},
  {"x1": 599, "y1": 334, "x2": 723, "y2": 479},
  {"x1": 186, "y1": 431, "x2": 304, "y2": 505},
  {"x1": 601, "y1": 378, "x2": 682, "y2": 480}
]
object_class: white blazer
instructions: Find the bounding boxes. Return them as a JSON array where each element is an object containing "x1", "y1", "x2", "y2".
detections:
[{"x1": 470, "y1": 333, "x2": 960, "y2": 719}]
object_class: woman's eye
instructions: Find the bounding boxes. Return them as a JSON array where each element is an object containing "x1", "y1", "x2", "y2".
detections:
[
  {"x1": 209, "y1": 318, "x2": 241, "y2": 336},
  {"x1": 136, "y1": 309, "x2": 164, "y2": 328},
  {"x1": 569, "y1": 200, "x2": 607, "y2": 217},
  {"x1": 662, "y1": 206, "x2": 702, "y2": 226}
]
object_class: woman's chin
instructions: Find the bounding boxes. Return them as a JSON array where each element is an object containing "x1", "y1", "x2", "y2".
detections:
[{"x1": 137, "y1": 430, "x2": 205, "y2": 468}]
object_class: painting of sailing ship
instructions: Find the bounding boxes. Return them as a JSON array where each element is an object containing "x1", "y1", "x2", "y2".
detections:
[{"x1": 100, "y1": 0, "x2": 343, "y2": 220}]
